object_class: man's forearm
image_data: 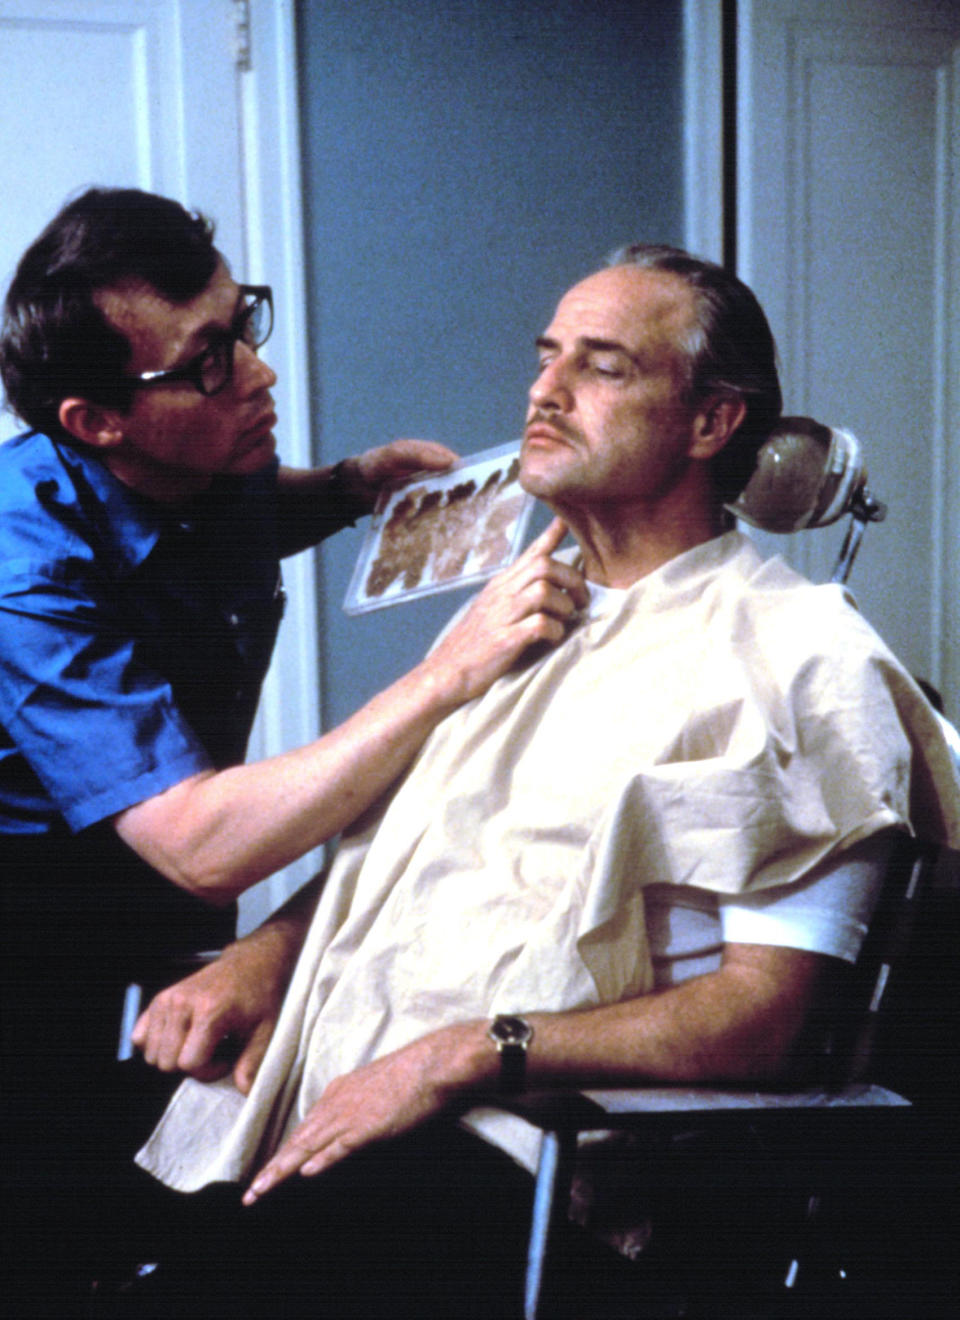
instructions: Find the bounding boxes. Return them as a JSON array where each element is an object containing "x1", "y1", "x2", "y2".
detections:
[
  {"x1": 114, "y1": 518, "x2": 586, "y2": 902},
  {"x1": 521, "y1": 944, "x2": 826, "y2": 1088},
  {"x1": 446, "y1": 943, "x2": 829, "y2": 1101},
  {"x1": 275, "y1": 463, "x2": 373, "y2": 557},
  {"x1": 114, "y1": 658, "x2": 466, "y2": 900}
]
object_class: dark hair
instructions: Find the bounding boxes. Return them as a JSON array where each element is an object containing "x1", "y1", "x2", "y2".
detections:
[
  {"x1": 606, "y1": 243, "x2": 783, "y2": 502},
  {"x1": 0, "y1": 187, "x2": 219, "y2": 438}
]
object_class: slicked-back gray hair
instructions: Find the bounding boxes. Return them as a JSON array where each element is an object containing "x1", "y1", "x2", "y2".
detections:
[{"x1": 607, "y1": 243, "x2": 782, "y2": 502}]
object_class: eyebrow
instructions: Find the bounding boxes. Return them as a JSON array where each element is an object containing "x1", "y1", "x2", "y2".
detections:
[
  {"x1": 171, "y1": 288, "x2": 245, "y2": 366},
  {"x1": 535, "y1": 334, "x2": 636, "y2": 358},
  {"x1": 536, "y1": 337, "x2": 633, "y2": 359}
]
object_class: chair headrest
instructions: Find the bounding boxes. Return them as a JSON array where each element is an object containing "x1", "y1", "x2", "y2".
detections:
[{"x1": 726, "y1": 417, "x2": 867, "y2": 533}]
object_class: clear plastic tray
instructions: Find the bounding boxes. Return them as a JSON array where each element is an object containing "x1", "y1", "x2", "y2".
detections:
[{"x1": 344, "y1": 442, "x2": 534, "y2": 614}]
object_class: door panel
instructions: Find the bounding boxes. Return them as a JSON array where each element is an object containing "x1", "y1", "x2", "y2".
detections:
[
  {"x1": 0, "y1": 0, "x2": 244, "y2": 442},
  {"x1": 737, "y1": 0, "x2": 960, "y2": 724}
]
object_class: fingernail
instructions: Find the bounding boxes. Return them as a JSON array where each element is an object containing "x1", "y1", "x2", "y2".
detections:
[{"x1": 243, "y1": 1181, "x2": 264, "y2": 1206}]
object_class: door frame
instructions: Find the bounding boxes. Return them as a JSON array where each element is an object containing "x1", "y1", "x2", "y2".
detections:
[
  {"x1": 684, "y1": 0, "x2": 726, "y2": 263},
  {"x1": 238, "y1": 0, "x2": 325, "y2": 926},
  {"x1": 683, "y1": 0, "x2": 960, "y2": 725}
]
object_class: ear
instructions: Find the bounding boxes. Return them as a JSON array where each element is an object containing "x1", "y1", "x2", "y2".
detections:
[
  {"x1": 58, "y1": 398, "x2": 126, "y2": 450},
  {"x1": 689, "y1": 392, "x2": 747, "y2": 461}
]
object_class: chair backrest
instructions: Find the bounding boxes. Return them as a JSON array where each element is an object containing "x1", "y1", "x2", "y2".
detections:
[
  {"x1": 824, "y1": 834, "x2": 928, "y2": 1086},
  {"x1": 821, "y1": 706, "x2": 960, "y2": 1097},
  {"x1": 935, "y1": 709, "x2": 960, "y2": 774},
  {"x1": 819, "y1": 831, "x2": 956, "y2": 1105}
]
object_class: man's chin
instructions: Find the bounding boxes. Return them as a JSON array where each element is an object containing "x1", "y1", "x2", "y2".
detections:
[
  {"x1": 519, "y1": 448, "x2": 577, "y2": 500},
  {"x1": 232, "y1": 433, "x2": 277, "y2": 473}
]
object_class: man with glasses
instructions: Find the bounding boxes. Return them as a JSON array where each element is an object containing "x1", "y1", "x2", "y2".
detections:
[{"x1": 0, "y1": 188, "x2": 581, "y2": 1306}]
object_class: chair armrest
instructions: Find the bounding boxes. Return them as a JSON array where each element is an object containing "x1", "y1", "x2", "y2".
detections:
[
  {"x1": 493, "y1": 1083, "x2": 910, "y2": 1159},
  {"x1": 117, "y1": 950, "x2": 221, "y2": 1062}
]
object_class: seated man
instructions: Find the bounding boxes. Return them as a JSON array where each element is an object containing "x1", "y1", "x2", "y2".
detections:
[{"x1": 132, "y1": 246, "x2": 960, "y2": 1316}]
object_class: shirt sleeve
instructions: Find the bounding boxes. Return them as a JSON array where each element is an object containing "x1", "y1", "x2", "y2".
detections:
[
  {"x1": 0, "y1": 564, "x2": 212, "y2": 830},
  {"x1": 718, "y1": 829, "x2": 895, "y2": 961}
]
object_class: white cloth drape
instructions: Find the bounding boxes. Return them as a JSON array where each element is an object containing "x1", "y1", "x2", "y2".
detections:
[{"x1": 138, "y1": 532, "x2": 960, "y2": 1189}]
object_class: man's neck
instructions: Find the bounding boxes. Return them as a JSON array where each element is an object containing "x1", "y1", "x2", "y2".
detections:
[
  {"x1": 103, "y1": 451, "x2": 214, "y2": 506},
  {"x1": 555, "y1": 491, "x2": 728, "y2": 589}
]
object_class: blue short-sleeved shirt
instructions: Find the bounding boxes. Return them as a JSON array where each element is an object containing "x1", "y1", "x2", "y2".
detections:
[{"x1": 0, "y1": 431, "x2": 285, "y2": 836}]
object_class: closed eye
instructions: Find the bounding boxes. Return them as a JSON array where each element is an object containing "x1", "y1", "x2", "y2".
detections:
[{"x1": 589, "y1": 354, "x2": 633, "y2": 379}]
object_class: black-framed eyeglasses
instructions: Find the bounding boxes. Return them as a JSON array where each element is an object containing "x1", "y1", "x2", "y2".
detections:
[{"x1": 126, "y1": 285, "x2": 273, "y2": 397}]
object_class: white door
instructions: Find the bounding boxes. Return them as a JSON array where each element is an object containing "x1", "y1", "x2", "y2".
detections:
[
  {"x1": 0, "y1": 0, "x2": 248, "y2": 403},
  {"x1": 0, "y1": 0, "x2": 319, "y2": 929},
  {"x1": 735, "y1": 0, "x2": 960, "y2": 726}
]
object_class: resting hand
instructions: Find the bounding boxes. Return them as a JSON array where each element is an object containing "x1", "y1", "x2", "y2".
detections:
[
  {"x1": 350, "y1": 439, "x2": 458, "y2": 505},
  {"x1": 419, "y1": 517, "x2": 587, "y2": 705},
  {"x1": 242, "y1": 1023, "x2": 491, "y2": 1205},
  {"x1": 131, "y1": 938, "x2": 290, "y2": 1094}
]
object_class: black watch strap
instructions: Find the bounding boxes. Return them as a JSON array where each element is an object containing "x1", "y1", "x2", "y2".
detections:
[
  {"x1": 487, "y1": 1014, "x2": 534, "y2": 1095},
  {"x1": 327, "y1": 459, "x2": 373, "y2": 526}
]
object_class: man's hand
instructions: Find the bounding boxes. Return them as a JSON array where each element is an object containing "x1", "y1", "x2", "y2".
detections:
[
  {"x1": 351, "y1": 439, "x2": 457, "y2": 500},
  {"x1": 275, "y1": 443, "x2": 456, "y2": 557},
  {"x1": 131, "y1": 938, "x2": 291, "y2": 1094},
  {"x1": 242, "y1": 1022, "x2": 492, "y2": 1205},
  {"x1": 418, "y1": 517, "x2": 588, "y2": 705}
]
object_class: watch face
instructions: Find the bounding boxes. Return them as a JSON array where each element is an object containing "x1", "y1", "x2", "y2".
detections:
[{"x1": 490, "y1": 1015, "x2": 533, "y2": 1046}]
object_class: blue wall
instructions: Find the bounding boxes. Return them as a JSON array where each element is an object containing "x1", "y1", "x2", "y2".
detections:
[{"x1": 295, "y1": 0, "x2": 684, "y2": 727}]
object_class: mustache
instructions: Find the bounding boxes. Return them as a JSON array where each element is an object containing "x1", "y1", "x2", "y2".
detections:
[{"x1": 524, "y1": 412, "x2": 581, "y2": 444}]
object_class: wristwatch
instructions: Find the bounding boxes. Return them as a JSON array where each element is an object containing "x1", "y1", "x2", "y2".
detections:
[
  {"x1": 487, "y1": 1014, "x2": 534, "y2": 1095},
  {"x1": 327, "y1": 459, "x2": 374, "y2": 526}
]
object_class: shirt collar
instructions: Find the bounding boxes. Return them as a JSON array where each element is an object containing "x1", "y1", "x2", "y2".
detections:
[
  {"x1": 566, "y1": 530, "x2": 760, "y2": 620},
  {"x1": 53, "y1": 438, "x2": 167, "y2": 571}
]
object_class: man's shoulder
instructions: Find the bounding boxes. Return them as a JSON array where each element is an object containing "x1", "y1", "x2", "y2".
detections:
[
  {"x1": 658, "y1": 531, "x2": 863, "y2": 644},
  {"x1": 0, "y1": 430, "x2": 148, "y2": 580},
  {"x1": 0, "y1": 429, "x2": 57, "y2": 497},
  {"x1": 724, "y1": 538, "x2": 900, "y2": 691},
  {"x1": 0, "y1": 431, "x2": 73, "y2": 559},
  {"x1": 727, "y1": 533, "x2": 866, "y2": 629},
  {"x1": 0, "y1": 428, "x2": 103, "y2": 505}
]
